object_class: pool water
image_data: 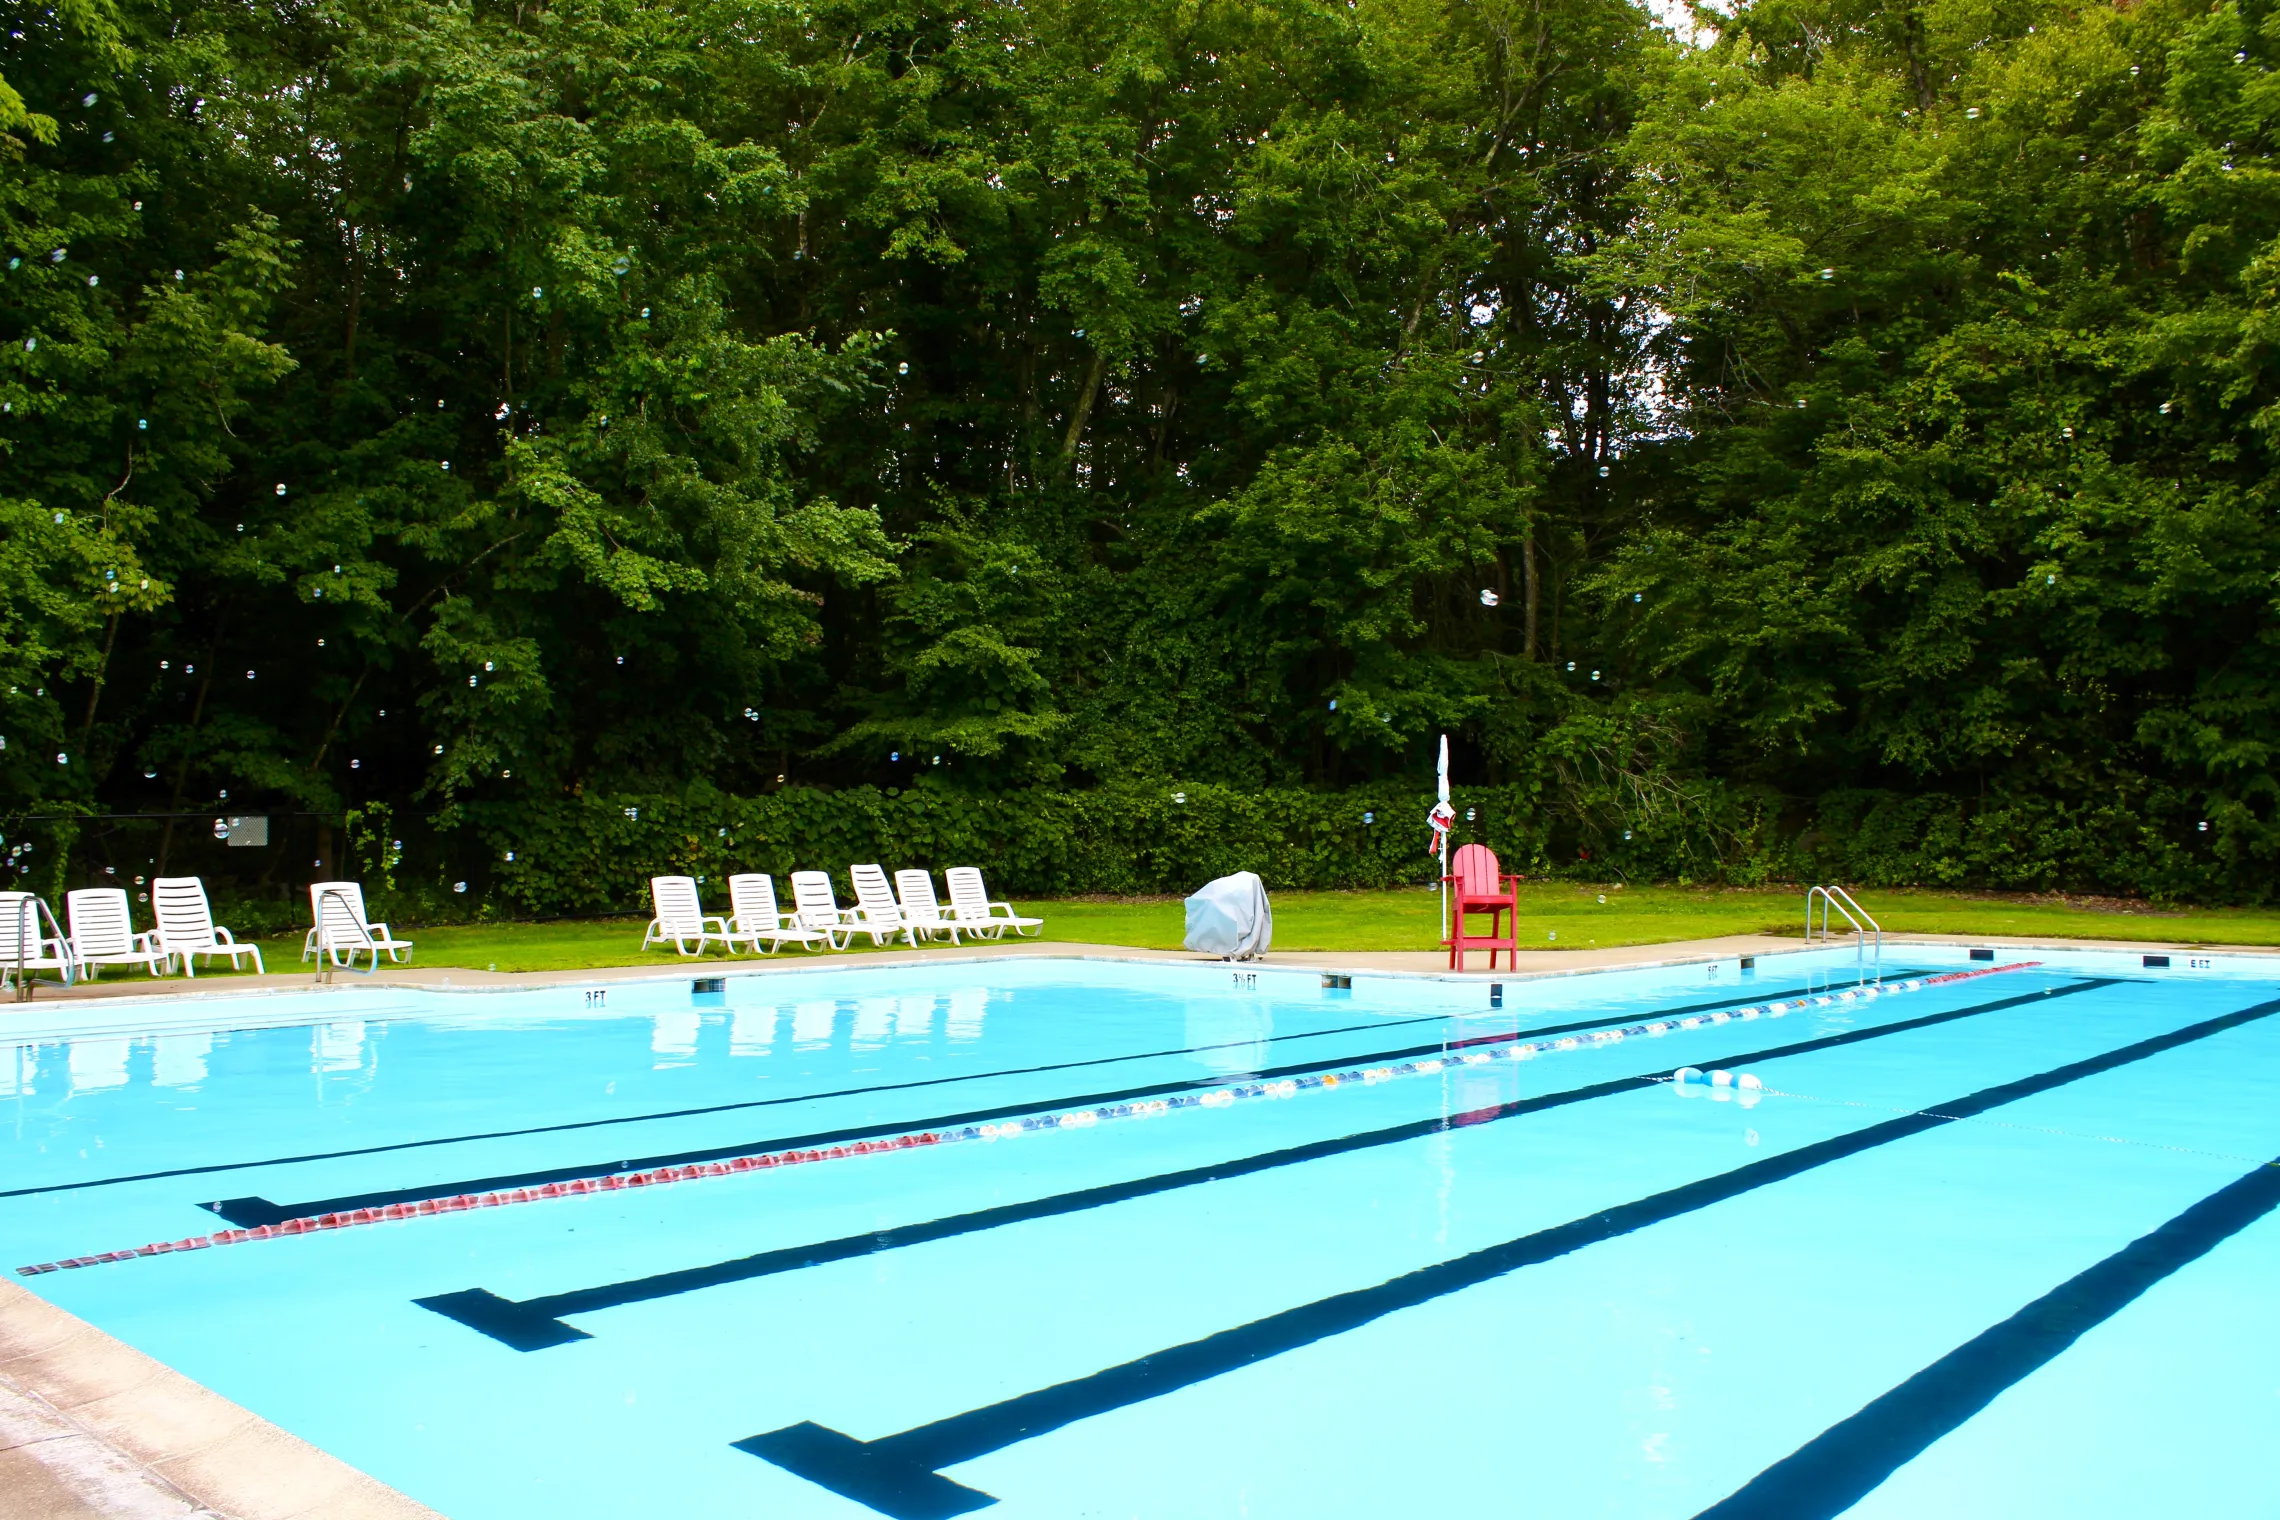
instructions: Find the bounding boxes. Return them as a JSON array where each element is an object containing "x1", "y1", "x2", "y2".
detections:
[{"x1": 4, "y1": 949, "x2": 2278, "y2": 1519}]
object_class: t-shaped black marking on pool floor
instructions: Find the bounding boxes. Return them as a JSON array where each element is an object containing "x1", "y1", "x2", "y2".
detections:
[
  {"x1": 420, "y1": 976, "x2": 2100, "y2": 1351},
  {"x1": 731, "y1": 991, "x2": 2280, "y2": 1520},
  {"x1": 1691, "y1": 1149, "x2": 2280, "y2": 1520},
  {"x1": 206, "y1": 974, "x2": 1922, "y2": 1228}
]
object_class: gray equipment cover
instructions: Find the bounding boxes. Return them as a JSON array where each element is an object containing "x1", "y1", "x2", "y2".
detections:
[{"x1": 1184, "y1": 871, "x2": 1273, "y2": 960}]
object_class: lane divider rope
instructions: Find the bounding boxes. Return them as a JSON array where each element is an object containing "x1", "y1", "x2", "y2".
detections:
[{"x1": 15, "y1": 962, "x2": 2039, "y2": 1277}]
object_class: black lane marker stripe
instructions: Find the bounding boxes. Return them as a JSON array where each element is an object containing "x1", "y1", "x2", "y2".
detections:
[
  {"x1": 1694, "y1": 1152, "x2": 2280, "y2": 1520},
  {"x1": 419, "y1": 978, "x2": 2101, "y2": 1350},
  {"x1": 732, "y1": 991, "x2": 2280, "y2": 1520},
  {"x1": 206, "y1": 975, "x2": 1912, "y2": 1227}
]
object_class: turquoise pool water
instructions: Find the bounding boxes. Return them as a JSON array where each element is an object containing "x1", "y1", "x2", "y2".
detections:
[{"x1": 4, "y1": 949, "x2": 2278, "y2": 1519}]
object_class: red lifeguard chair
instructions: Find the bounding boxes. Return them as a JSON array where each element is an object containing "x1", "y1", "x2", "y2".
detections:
[{"x1": 1443, "y1": 842, "x2": 1521, "y2": 970}]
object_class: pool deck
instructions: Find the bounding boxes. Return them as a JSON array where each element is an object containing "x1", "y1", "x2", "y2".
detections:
[
  {"x1": 0, "y1": 1281, "x2": 442, "y2": 1520},
  {"x1": 5, "y1": 928, "x2": 2276, "y2": 1519},
  {"x1": 12, "y1": 931, "x2": 1817, "y2": 1000}
]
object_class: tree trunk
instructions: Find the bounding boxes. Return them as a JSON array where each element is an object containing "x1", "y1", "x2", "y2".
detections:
[
  {"x1": 1903, "y1": 11, "x2": 1936, "y2": 111},
  {"x1": 154, "y1": 628, "x2": 225, "y2": 880},
  {"x1": 79, "y1": 612, "x2": 121, "y2": 743},
  {"x1": 1058, "y1": 349, "x2": 1109, "y2": 473},
  {"x1": 343, "y1": 224, "x2": 363, "y2": 385},
  {"x1": 1523, "y1": 525, "x2": 1541, "y2": 660}
]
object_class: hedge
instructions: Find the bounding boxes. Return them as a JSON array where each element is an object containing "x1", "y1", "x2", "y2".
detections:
[
  {"x1": 447, "y1": 782, "x2": 1558, "y2": 916},
  {"x1": 1802, "y1": 788, "x2": 2260, "y2": 903},
  {"x1": 406, "y1": 778, "x2": 2265, "y2": 920},
  {"x1": 13, "y1": 777, "x2": 2255, "y2": 931}
]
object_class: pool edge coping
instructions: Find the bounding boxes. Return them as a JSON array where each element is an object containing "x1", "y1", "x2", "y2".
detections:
[
  {"x1": 0, "y1": 935, "x2": 1817, "y2": 1040},
  {"x1": 0, "y1": 1278, "x2": 447, "y2": 1520},
  {"x1": 8, "y1": 931, "x2": 2279, "y2": 1045}
]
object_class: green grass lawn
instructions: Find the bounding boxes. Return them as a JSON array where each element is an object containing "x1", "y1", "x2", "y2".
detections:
[{"x1": 228, "y1": 882, "x2": 2280, "y2": 976}]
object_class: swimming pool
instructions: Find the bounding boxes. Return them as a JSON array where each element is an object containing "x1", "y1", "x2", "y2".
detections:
[{"x1": 4, "y1": 948, "x2": 2277, "y2": 1519}]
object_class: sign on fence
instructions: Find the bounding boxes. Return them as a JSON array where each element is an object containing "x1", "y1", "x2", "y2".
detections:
[{"x1": 217, "y1": 816, "x2": 270, "y2": 847}]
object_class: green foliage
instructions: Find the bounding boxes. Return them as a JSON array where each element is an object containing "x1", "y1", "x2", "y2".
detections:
[
  {"x1": 5, "y1": 0, "x2": 2279, "y2": 909},
  {"x1": 440, "y1": 771, "x2": 2243, "y2": 918},
  {"x1": 1596, "y1": 0, "x2": 2280, "y2": 896},
  {"x1": 463, "y1": 782, "x2": 1537, "y2": 912}
]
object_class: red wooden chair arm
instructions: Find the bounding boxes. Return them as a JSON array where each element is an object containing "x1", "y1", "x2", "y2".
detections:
[{"x1": 1440, "y1": 872, "x2": 1526, "y2": 898}]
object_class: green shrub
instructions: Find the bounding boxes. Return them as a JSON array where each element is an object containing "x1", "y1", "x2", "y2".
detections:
[
  {"x1": 426, "y1": 778, "x2": 2267, "y2": 919},
  {"x1": 457, "y1": 782, "x2": 1530, "y2": 914}
]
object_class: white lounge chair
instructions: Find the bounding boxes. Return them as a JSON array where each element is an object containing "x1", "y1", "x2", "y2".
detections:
[
  {"x1": 893, "y1": 869, "x2": 963, "y2": 945},
  {"x1": 150, "y1": 877, "x2": 264, "y2": 977},
  {"x1": 66, "y1": 888, "x2": 164, "y2": 978},
  {"x1": 726, "y1": 873, "x2": 830, "y2": 954},
  {"x1": 944, "y1": 867, "x2": 1043, "y2": 939},
  {"x1": 643, "y1": 875, "x2": 728, "y2": 956},
  {"x1": 0, "y1": 892, "x2": 80, "y2": 991},
  {"x1": 787, "y1": 871, "x2": 853, "y2": 950},
  {"x1": 303, "y1": 881, "x2": 414, "y2": 971},
  {"x1": 847, "y1": 863, "x2": 914, "y2": 947}
]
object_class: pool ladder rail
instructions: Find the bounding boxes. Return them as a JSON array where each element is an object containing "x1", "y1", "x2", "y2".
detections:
[
  {"x1": 310, "y1": 885, "x2": 378, "y2": 984},
  {"x1": 1806, "y1": 883, "x2": 1882, "y2": 966},
  {"x1": 3, "y1": 893, "x2": 81, "y2": 1002}
]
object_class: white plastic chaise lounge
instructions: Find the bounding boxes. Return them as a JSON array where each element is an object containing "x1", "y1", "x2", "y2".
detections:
[
  {"x1": 0, "y1": 891, "x2": 81, "y2": 991},
  {"x1": 304, "y1": 881, "x2": 414, "y2": 971},
  {"x1": 643, "y1": 875, "x2": 729, "y2": 956},
  {"x1": 847, "y1": 863, "x2": 915, "y2": 948},
  {"x1": 944, "y1": 867, "x2": 1044, "y2": 939},
  {"x1": 150, "y1": 877, "x2": 264, "y2": 977},
  {"x1": 66, "y1": 888, "x2": 164, "y2": 979},
  {"x1": 787, "y1": 871, "x2": 854, "y2": 951},
  {"x1": 726, "y1": 873, "x2": 830, "y2": 955},
  {"x1": 893, "y1": 869, "x2": 963, "y2": 945}
]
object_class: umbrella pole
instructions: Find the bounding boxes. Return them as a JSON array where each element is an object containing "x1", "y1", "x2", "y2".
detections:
[{"x1": 1439, "y1": 831, "x2": 1448, "y2": 948}]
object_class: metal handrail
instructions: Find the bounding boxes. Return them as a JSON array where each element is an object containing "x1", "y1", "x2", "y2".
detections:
[
  {"x1": 311, "y1": 885, "x2": 378, "y2": 982},
  {"x1": 9, "y1": 894, "x2": 80, "y2": 1002},
  {"x1": 1806, "y1": 884, "x2": 1882, "y2": 967}
]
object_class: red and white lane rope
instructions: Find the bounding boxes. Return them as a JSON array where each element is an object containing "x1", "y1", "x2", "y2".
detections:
[{"x1": 16, "y1": 962, "x2": 2040, "y2": 1277}]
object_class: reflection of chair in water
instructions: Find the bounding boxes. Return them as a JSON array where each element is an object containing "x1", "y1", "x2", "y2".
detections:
[
  {"x1": 1443, "y1": 843, "x2": 1520, "y2": 971},
  {"x1": 1185, "y1": 998, "x2": 1273, "y2": 1075}
]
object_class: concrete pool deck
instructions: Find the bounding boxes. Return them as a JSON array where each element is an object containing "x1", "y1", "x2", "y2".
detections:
[
  {"x1": 5, "y1": 929, "x2": 2276, "y2": 1518},
  {"x1": 0, "y1": 1282, "x2": 442, "y2": 1520},
  {"x1": 9, "y1": 931, "x2": 1817, "y2": 999}
]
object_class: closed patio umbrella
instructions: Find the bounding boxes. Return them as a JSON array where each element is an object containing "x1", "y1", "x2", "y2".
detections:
[{"x1": 1428, "y1": 734, "x2": 1455, "y2": 944}]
